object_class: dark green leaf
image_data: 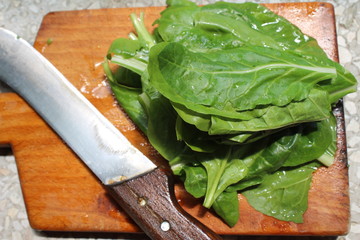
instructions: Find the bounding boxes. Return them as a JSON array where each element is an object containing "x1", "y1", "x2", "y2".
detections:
[
  {"x1": 107, "y1": 38, "x2": 141, "y2": 58},
  {"x1": 108, "y1": 81, "x2": 148, "y2": 134},
  {"x1": 182, "y1": 165, "x2": 207, "y2": 198},
  {"x1": 146, "y1": 94, "x2": 186, "y2": 161},
  {"x1": 149, "y1": 42, "x2": 336, "y2": 113},
  {"x1": 243, "y1": 162, "x2": 320, "y2": 223},
  {"x1": 212, "y1": 191, "x2": 239, "y2": 227},
  {"x1": 175, "y1": 116, "x2": 219, "y2": 153},
  {"x1": 282, "y1": 116, "x2": 337, "y2": 166},
  {"x1": 201, "y1": 147, "x2": 248, "y2": 208}
]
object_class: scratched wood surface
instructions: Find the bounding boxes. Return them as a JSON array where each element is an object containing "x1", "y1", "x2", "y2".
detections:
[{"x1": 0, "y1": 2, "x2": 350, "y2": 236}]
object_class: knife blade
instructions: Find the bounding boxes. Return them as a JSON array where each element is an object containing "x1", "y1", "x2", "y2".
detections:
[{"x1": 0, "y1": 28, "x2": 222, "y2": 240}]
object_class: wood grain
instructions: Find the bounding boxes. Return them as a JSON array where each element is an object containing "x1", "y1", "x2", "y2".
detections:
[{"x1": 0, "y1": 2, "x2": 350, "y2": 236}]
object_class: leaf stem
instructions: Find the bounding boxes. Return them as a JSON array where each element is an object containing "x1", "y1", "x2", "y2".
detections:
[
  {"x1": 317, "y1": 153, "x2": 334, "y2": 167},
  {"x1": 102, "y1": 57, "x2": 115, "y2": 83},
  {"x1": 110, "y1": 55, "x2": 147, "y2": 75},
  {"x1": 203, "y1": 149, "x2": 232, "y2": 208},
  {"x1": 203, "y1": 161, "x2": 226, "y2": 208},
  {"x1": 130, "y1": 12, "x2": 156, "y2": 49}
]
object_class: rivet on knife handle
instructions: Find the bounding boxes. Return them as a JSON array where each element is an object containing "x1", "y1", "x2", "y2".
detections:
[{"x1": 108, "y1": 168, "x2": 222, "y2": 240}]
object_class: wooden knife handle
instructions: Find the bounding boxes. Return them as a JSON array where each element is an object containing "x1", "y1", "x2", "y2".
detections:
[{"x1": 107, "y1": 168, "x2": 222, "y2": 240}]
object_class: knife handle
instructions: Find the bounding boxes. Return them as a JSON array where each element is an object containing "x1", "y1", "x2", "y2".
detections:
[{"x1": 107, "y1": 168, "x2": 222, "y2": 240}]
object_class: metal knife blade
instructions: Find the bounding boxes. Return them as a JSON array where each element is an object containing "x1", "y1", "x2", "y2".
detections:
[
  {"x1": 0, "y1": 27, "x2": 156, "y2": 184},
  {"x1": 0, "y1": 28, "x2": 222, "y2": 240}
]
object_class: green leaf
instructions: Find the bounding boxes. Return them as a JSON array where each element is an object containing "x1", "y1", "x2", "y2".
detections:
[
  {"x1": 107, "y1": 81, "x2": 148, "y2": 134},
  {"x1": 182, "y1": 165, "x2": 207, "y2": 198},
  {"x1": 175, "y1": 116, "x2": 219, "y2": 153},
  {"x1": 239, "y1": 131, "x2": 294, "y2": 178},
  {"x1": 166, "y1": 0, "x2": 197, "y2": 7},
  {"x1": 227, "y1": 176, "x2": 263, "y2": 192},
  {"x1": 172, "y1": 87, "x2": 331, "y2": 135},
  {"x1": 201, "y1": 147, "x2": 248, "y2": 208},
  {"x1": 322, "y1": 62, "x2": 358, "y2": 103},
  {"x1": 112, "y1": 67, "x2": 142, "y2": 88},
  {"x1": 146, "y1": 94, "x2": 186, "y2": 161},
  {"x1": 212, "y1": 191, "x2": 239, "y2": 227},
  {"x1": 156, "y1": 1, "x2": 330, "y2": 58},
  {"x1": 149, "y1": 42, "x2": 336, "y2": 113},
  {"x1": 208, "y1": 88, "x2": 331, "y2": 134},
  {"x1": 282, "y1": 116, "x2": 337, "y2": 167},
  {"x1": 317, "y1": 114, "x2": 337, "y2": 166},
  {"x1": 193, "y1": 11, "x2": 280, "y2": 50},
  {"x1": 243, "y1": 162, "x2": 320, "y2": 223},
  {"x1": 107, "y1": 38, "x2": 141, "y2": 57}
]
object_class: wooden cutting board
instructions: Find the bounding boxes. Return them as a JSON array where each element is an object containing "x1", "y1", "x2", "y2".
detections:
[{"x1": 0, "y1": 2, "x2": 350, "y2": 237}]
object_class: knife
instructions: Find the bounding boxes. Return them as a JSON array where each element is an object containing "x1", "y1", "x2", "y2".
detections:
[{"x1": 0, "y1": 28, "x2": 222, "y2": 240}]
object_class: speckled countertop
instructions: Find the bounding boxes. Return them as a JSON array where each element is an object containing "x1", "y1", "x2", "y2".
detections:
[{"x1": 0, "y1": 0, "x2": 359, "y2": 240}]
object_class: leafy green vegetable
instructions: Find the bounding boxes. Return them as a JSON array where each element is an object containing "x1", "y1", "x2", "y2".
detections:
[
  {"x1": 104, "y1": 0, "x2": 357, "y2": 227},
  {"x1": 243, "y1": 162, "x2": 320, "y2": 223},
  {"x1": 201, "y1": 146, "x2": 248, "y2": 208},
  {"x1": 103, "y1": 60, "x2": 148, "y2": 133},
  {"x1": 156, "y1": 0, "x2": 356, "y2": 99},
  {"x1": 149, "y1": 42, "x2": 336, "y2": 113},
  {"x1": 175, "y1": 116, "x2": 219, "y2": 153},
  {"x1": 212, "y1": 191, "x2": 239, "y2": 227},
  {"x1": 172, "y1": 87, "x2": 331, "y2": 134},
  {"x1": 181, "y1": 165, "x2": 207, "y2": 198},
  {"x1": 282, "y1": 116, "x2": 337, "y2": 167}
]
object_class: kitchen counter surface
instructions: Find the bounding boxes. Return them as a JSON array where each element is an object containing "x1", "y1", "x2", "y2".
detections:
[{"x1": 0, "y1": 0, "x2": 359, "y2": 239}]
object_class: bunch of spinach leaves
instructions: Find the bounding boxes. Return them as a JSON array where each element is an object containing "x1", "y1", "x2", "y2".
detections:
[{"x1": 103, "y1": 0, "x2": 357, "y2": 227}]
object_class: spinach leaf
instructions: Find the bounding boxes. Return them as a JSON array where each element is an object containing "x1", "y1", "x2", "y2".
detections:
[
  {"x1": 208, "y1": 88, "x2": 331, "y2": 134},
  {"x1": 243, "y1": 162, "x2": 320, "y2": 223},
  {"x1": 181, "y1": 165, "x2": 207, "y2": 198},
  {"x1": 107, "y1": 38, "x2": 141, "y2": 58},
  {"x1": 111, "y1": 66, "x2": 142, "y2": 88},
  {"x1": 201, "y1": 147, "x2": 248, "y2": 208},
  {"x1": 146, "y1": 93, "x2": 186, "y2": 161},
  {"x1": 317, "y1": 115, "x2": 337, "y2": 167},
  {"x1": 149, "y1": 42, "x2": 336, "y2": 113},
  {"x1": 108, "y1": 81, "x2": 148, "y2": 134},
  {"x1": 175, "y1": 116, "x2": 219, "y2": 153},
  {"x1": 239, "y1": 130, "x2": 295, "y2": 178},
  {"x1": 282, "y1": 116, "x2": 336, "y2": 167},
  {"x1": 172, "y1": 87, "x2": 331, "y2": 135},
  {"x1": 212, "y1": 191, "x2": 239, "y2": 227},
  {"x1": 321, "y1": 62, "x2": 358, "y2": 103},
  {"x1": 103, "y1": 60, "x2": 148, "y2": 133}
]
